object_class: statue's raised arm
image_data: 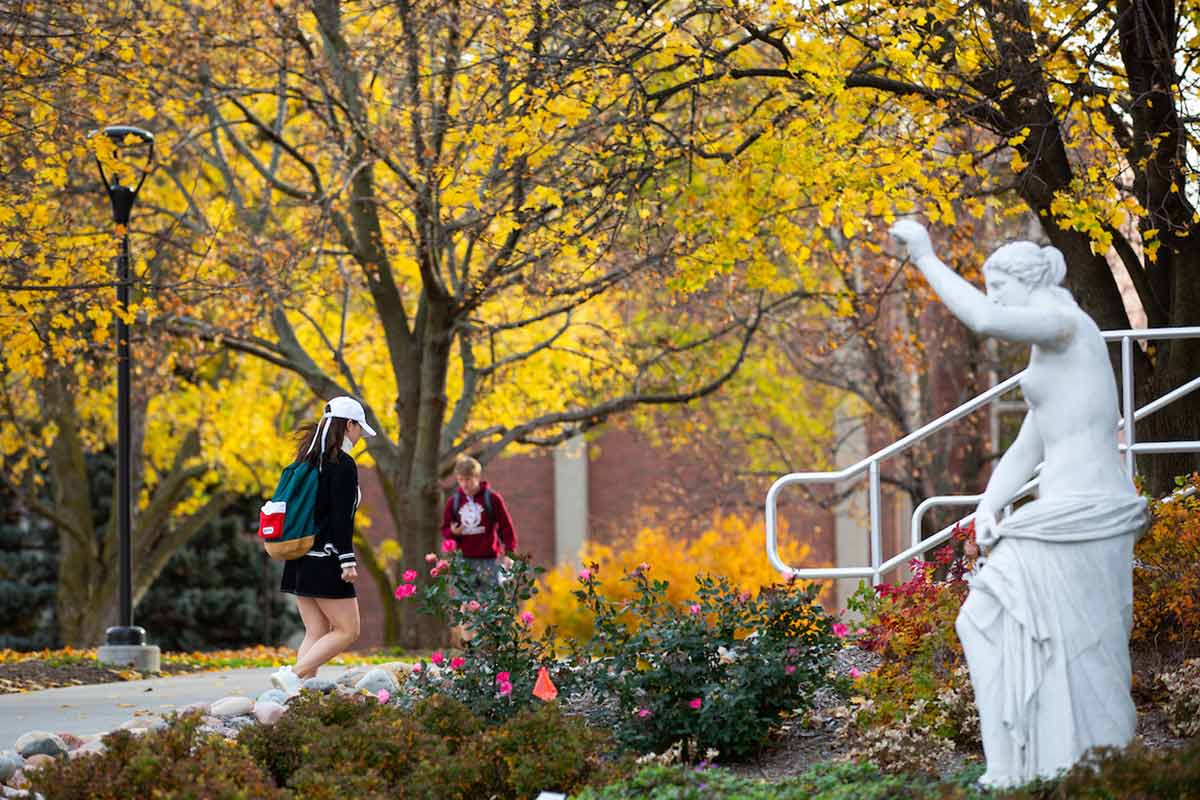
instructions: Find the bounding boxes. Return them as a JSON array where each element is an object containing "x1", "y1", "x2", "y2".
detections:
[
  {"x1": 884, "y1": 218, "x2": 1148, "y2": 789},
  {"x1": 889, "y1": 219, "x2": 1075, "y2": 349}
]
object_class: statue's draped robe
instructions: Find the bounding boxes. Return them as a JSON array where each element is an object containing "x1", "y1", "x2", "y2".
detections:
[{"x1": 956, "y1": 493, "x2": 1148, "y2": 787}]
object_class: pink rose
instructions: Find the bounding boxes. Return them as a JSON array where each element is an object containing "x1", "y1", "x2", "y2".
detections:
[
  {"x1": 785, "y1": 664, "x2": 797, "y2": 675},
  {"x1": 466, "y1": 600, "x2": 481, "y2": 612},
  {"x1": 496, "y1": 671, "x2": 511, "y2": 683},
  {"x1": 436, "y1": 560, "x2": 449, "y2": 571},
  {"x1": 393, "y1": 583, "x2": 416, "y2": 599},
  {"x1": 787, "y1": 647, "x2": 799, "y2": 658},
  {"x1": 832, "y1": 622, "x2": 849, "y2": 638},
  {"x1": 450, "y1": 657, "x2": 466, "y2": 670},
  {"x1": 688, "y1": 698, "x2": 703, "y2": 710},
  {"x1": 430, "y1": 567, "x2": 441, "y2": 577},
  {"x1": 425, "y1": 553, "x2": 437, "y2": 563},
  {"x1": 403, "y1": 569, "x2": 418, "y2": 582},
  {"x1": 411, "y1": 663, "x2": 422, "y2": 672},
  {"x1": 431, "y1": 651, "x2": 445, "y2": 666},
  {"x1": 498, "y1": 680, "x2": 513, "y2": 697},
  {"x1": 577, "y1": 568, "x2": 591, "y2": 581},
  {"x1": 856, "y1": 627, "x2": 867, "y2": 635},
  {"x1": 636, "y1": 708, "x2": 652, "y2": 718},
  {"x1": 376, "y1": 689, "x2": 390, "y2": 704},
  {"x1": 638, "y1": 562, "x2": 650, "y2": 571},
  {"x1": 520, "y1": 611, "x2": 535, "y2": 626},
  {"x1": 849, "y1": 667, "x2": 862, "y2": 679},
  {"x1": 688, "y1": 604, "x2": 701, "y2": 615},
  {"x1": 738, "y1": 591, "x2": 751, "y2": 603},
  {"x1": 442, "y1": 539, "x2": 457, "y2": 552}
]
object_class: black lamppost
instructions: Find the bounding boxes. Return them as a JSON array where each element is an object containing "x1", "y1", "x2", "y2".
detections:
[{"x1": 89, "y1": 126, "x2": 158, "y2": 666}]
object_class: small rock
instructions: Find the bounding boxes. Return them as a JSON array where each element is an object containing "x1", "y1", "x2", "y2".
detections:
[
  {"x1": 147, "y1": 719, "x2": 168, "y2": 733},
  {"x1": 15, "y1": 756, "x2": 51, "y2": 774},
  {"x1": 256, "y1": 689, "x2": 288, "y2": 705},
  {"x1": 0, "y1": 753, "x2": 22, "y2": 784},
  {"x1": 177, "y1": 702, "x2": 210, "y2": 718},
  {"x1": 13, "y1": 734, "x2": 66, "y2": 759},
  {"x1": 6, "y1": 771, "x2": 28, "y2": 790},
  {"x1": 335, "y1": 667, "x2": 368, "y2": 688},
  {"x1": 1, "y1": 786, "x2": 29, "y2": 798},
  {"x1": 117, "y1": 719, "x2": 144, "y2": 731},
  {"x1": 301, "y1": 677, "x2": 336, "y2": 693},
  {"x1": 224, "y1": 715, "x2": 257, "y2": 732},
  {"x1": 253, "y1": 702, "x2": 285, "y2": 726},
  {"x1": 210, "y1": 696, "x2": 254, "y2": 718},
  {"x1": 52, "y1": 733, "x2": 83, "y2": 751},
  {"x1": 354, "y1": 668, "x2": 400, "y2": 696}
]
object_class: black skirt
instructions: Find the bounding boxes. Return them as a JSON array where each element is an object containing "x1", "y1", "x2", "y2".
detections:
[{"x1": 281, "y1": 554, "x2": 357, "y2": 599}]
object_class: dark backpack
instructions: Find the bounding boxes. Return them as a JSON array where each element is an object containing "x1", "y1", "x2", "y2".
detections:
[
  {"x1": 258, "y1": 461, "x2": 320, "y2": 560},
  {"x1": 452, "y1": 487, "x2": 493, "y2": 520}
]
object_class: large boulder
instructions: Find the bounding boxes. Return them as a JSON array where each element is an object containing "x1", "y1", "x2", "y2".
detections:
[
  {"x1": 210, "y1": 696, "x2": 254, "y2": 718},
  {"x1": 252, "y1": 702, "x2": 286, "y2": 726},
  {"x1": 301, "y1": 677, "x2": 336, "y2": 694},
  {"x1": 0, "y1": 752, "x2": 22, "y2": 783},
  {"x1": 354, "y1": 668, "x2": 399, "y2": 696},
  {"x1": 256, "y1": 689, "x2": 288, "y2": 706},
  {"x1": 13, "y1": 734, "x2": 66, "y2": 759}
]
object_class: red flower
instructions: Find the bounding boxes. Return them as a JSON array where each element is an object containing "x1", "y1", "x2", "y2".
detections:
[{"x1": 442, "y1": 539, "x2": 457, "y2": 552}]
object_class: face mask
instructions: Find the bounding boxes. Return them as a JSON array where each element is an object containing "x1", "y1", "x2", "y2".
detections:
[{"x1": 341, "y1": 436, "x2": 355, "y2": 455}]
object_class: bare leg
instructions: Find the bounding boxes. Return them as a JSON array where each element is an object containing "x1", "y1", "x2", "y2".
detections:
[
  {"x1": 295, "y1": 596, "x2": 331, "y2": 665},
  {"x1": 294, "y1": 597, "x2": 360, "y2": 679}
]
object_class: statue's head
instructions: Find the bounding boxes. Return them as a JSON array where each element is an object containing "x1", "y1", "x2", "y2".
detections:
[{"x1": 982, "y1": 241, "x2": 1068, "y2": 306}]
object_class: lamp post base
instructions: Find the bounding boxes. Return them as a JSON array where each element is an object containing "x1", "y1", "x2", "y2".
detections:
[
  {"x1": 98, "y1": 644, "x2": 161, "y2": 673},
  {"x1": 98, "y1": 626, "x2": 159, "y2": 672}
]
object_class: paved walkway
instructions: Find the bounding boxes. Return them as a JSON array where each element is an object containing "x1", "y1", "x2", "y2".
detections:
[{"x1": 0, "y1": 666, "x2": 348, "y2": 746}]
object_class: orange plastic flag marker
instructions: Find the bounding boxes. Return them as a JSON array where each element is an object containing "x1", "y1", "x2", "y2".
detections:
[{"x1": 532, "y1": 666, "x2": 558, "y2": 702}]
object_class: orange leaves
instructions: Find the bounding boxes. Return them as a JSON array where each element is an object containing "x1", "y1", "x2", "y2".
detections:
[{"x1": 1132, "y1": 475, "x2": 1200, "y2": 652}]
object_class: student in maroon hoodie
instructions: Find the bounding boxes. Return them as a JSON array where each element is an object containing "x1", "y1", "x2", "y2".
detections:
[{"x1": 441, "y1": 455, "x2": 518, "y2": 590}]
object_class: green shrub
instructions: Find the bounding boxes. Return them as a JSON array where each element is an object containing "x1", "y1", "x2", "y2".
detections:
[
  {"x1": 27, "y1": 717, "x2": 284, "y2": 799},
  {"x1": 570, "y1": 566, "x2": 841, "y2": 761},
  {"x1": 997, "y1": 738, "x2": 1200, "y2": 800},
  {"x1": 240, "y1": 689, "x2": 623, "y2": 799},
  {"x1": 398, "y1": 549, "x2": 560, "y2": 723}
]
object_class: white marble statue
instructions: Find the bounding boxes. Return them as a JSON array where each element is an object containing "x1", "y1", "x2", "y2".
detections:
[{"x1": 889, "y1": 219, "x2": 1148, "y2": 788}]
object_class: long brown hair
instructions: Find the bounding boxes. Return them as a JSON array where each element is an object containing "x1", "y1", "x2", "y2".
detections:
[{"x1": 295, "y1": 417, "x2": 349, "y2": 468}]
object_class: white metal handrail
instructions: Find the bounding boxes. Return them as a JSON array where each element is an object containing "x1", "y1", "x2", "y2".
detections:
[{"x1": 765, "y1": 326, "x2": 1200, "y2": 585}]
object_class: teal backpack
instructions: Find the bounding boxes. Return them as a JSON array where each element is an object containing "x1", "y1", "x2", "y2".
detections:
[{"x1": 258, "y1": 461, "x2": 320, "y2": 560}]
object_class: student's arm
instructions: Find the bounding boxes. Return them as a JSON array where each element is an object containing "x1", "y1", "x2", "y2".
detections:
[
  {"x1": 493, "y1": 492, "x2": 517, "y2": 554},
  {"x1": 331, "y1": 458, "x2": 358, "y2": 571},
  {"x1": 441, "y1": 494, "x2": 458, "y2": 542}
]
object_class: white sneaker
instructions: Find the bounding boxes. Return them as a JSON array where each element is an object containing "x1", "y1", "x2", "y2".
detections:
[{"x1": 270, "y1": 666, "x2": 302, "y2": 695}]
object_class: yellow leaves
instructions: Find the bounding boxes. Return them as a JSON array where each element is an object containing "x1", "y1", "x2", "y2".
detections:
[{"x1": 1007, "y1": 128, "x2": 1031, "y2": 147}]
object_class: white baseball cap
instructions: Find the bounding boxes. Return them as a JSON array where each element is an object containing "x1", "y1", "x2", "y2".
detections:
[{"x1": 325, "y1": 396, "x2": 377, "y2": 436}]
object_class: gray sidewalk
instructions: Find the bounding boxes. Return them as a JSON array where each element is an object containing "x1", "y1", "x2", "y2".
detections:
[{"x1": 0, "y1": 666, "x2": 348, "y2": 746}]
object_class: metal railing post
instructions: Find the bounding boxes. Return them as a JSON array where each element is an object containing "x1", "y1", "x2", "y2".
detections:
[
  {"x1": 1122, "y1": 335, "x2": 1136, "y2": 478},
  {"x1": 869, "y1": 460, "x2": 882, "y2": 585}
]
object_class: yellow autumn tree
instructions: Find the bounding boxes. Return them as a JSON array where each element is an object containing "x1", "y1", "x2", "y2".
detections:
[{"x1": 526, "y1": 513, "x2": 818, "y2": 642}]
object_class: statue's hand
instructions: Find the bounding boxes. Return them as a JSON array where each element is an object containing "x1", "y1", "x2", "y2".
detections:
[
  {"x1": 889, "y1": 219, "x2": 934, "y2": 262},
  {"x1": 974, "y1": 507, "x2": 999, "y2": 550}
]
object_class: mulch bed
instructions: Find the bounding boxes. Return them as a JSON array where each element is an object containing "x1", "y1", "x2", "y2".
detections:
[{"x1": 0, "y1": 660, "x2": 202, "y2": 694}]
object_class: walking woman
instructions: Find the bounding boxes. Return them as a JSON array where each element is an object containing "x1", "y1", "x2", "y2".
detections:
[{"x1": 270, "y1": 396, "x2": 376, "y2": 693}]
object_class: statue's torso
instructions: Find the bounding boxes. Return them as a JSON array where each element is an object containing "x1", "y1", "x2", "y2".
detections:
[{"x1": 1022, "y1": 309, "x2": 1133, "y2": 499}]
